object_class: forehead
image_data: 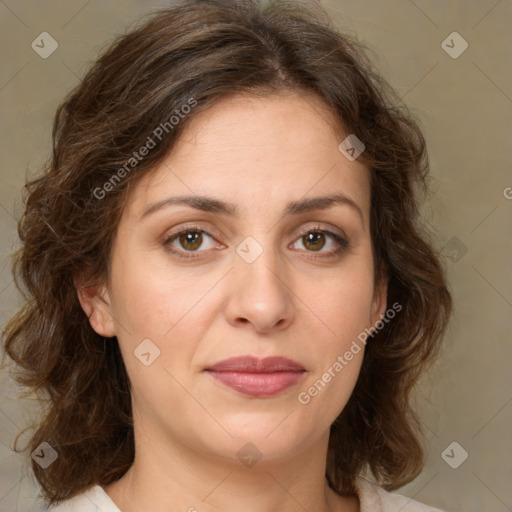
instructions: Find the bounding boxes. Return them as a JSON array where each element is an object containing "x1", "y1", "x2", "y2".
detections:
[{"x1": 126, "y1": 91, "x2": 370, "y2": 222}]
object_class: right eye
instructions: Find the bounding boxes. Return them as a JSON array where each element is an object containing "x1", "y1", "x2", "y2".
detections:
[{"x1": 163, "y1": 226, "x2": 222, "y2": 259}]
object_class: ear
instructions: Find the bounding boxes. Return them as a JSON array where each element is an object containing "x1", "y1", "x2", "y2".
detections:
[
  {"x1": 75, "y1": 279, "x2": 116, "y2": 338},
  {"x1": 369, "y1": 273, "x2": 388, "y2": 329}
]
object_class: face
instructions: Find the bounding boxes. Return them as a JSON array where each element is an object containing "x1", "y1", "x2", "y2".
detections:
[{"x1": 79, "y1": 90, "x2": 387, "y2": 466}]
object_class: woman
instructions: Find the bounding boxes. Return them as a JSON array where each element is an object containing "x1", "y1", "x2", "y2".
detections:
[{"x1": 2, "y1": 0, "x2": 452, "y2": 511}]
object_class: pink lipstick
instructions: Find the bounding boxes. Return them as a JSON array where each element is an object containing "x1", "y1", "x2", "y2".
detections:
[{"x1": 204, "y1": 356, "x2": 306, "y2": 397}]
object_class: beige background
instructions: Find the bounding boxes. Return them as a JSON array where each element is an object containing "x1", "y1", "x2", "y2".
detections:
[{"x1": 0, "y1": 1, "x2": 511, "y2": 511}]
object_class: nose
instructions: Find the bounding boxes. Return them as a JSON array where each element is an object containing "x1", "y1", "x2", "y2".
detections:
[{"x1": 224, "y1": 241, "x2": 295, "y2": 334}]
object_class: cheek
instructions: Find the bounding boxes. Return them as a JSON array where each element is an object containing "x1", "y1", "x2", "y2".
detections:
[
  {"x1": 297, "y1": 352, "x2": 363, "y2": 431},
  {"x1": 302, "y1": 260, "x2": 376, "y2": 342},
  {"x1": 294, "y1": 257, "x2": 375, "y2": 412},
  {"x1": 109, "y1": 247, "x2": 203, "y2": 337},
  {"x1": 295, "y1": 283, "x2": 371, "y2": 422},
  {"x1": 107, "y1": 250, "x2": 219, "y2": 386}
]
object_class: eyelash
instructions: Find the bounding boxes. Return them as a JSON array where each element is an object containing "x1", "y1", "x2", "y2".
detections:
[{"x1": 162, "y1": 224, "x2": 349, "y2": 260}]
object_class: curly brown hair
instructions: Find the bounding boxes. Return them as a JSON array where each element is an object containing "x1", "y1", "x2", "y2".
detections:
[{"x1": 2, "y1": 0, "x2": 452, "y2": 506}]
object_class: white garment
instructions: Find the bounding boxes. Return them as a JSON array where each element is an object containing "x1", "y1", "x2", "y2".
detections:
[{"x1": 49, "y1": 476, "x2": 446, "y2": 512}]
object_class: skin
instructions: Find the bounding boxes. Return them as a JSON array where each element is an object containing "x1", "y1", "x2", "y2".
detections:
[{"x1": 78, "y1": 90, "x2": 387, "y2": 512}]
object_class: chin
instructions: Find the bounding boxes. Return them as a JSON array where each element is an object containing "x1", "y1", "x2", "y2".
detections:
[{"x1": 196, "y1": 423, "x2": 312, "y2": 462}]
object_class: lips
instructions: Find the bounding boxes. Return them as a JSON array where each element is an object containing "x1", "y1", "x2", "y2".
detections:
[
  {"x1": 205, "y1": 356, "x2": 305, "y2": 373},
  {"x1": 204, "y1": 356, "x2": 306, "y2": 397}
]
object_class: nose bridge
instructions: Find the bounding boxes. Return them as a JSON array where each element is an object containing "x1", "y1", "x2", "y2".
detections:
[
  {"x1": 236, "y1": 233, "x2": 280, "y2": 288},
  {"x1": 225, "y1": 232, "x2": 294, "y2": 332}
]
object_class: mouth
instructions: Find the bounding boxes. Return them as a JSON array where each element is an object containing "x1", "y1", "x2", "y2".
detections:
[{"x1": 204, "y1": 356, "x2": 306, "y2": 398}]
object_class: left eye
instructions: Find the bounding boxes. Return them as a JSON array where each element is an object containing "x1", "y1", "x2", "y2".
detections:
[{"x1": 290, "y1": 229, "x2": 348, "y2": 254}]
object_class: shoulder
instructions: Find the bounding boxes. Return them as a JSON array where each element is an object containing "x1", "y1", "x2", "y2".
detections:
[
  {"x1": 355, "y1": 476, "x2": 447, "y2": 512},
  {"x1": 48, "y1": 485, "x2": 121, "y2": 512}
]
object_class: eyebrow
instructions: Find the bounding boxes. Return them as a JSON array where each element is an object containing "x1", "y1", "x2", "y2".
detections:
[{"x1": 140, "y1": 193, "x2": 364, "y2": 224}]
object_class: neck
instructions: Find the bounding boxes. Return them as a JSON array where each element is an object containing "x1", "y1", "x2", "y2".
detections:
[{"x1": 103, "y1": 422, "x2": 359, "y2": 512}]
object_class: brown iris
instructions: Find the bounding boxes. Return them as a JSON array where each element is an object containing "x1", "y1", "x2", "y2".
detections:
[
  {"x1": 179, "y1": 230, "x2": 203, "y2": 251},
  {"x1": 302, "y1": 231, "x2": 325, "y2": 252}
]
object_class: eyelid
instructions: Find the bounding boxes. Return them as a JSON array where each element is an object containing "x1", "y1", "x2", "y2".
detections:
[
  {"x1": 163, "y1": 222, "x2": 223, "y2": 242},
  {"x1": 294, "y1": 223, "x2": 347, "y2": 241}
]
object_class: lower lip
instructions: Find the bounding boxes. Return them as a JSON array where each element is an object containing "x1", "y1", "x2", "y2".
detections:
[{"x1": 206, "y1": 370, "x2": 306, "y2": 397}]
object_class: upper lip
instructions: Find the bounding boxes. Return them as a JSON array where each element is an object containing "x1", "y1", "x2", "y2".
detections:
[{"x1": 205, "y1": 356, "x2": 305, "y2": 373}]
